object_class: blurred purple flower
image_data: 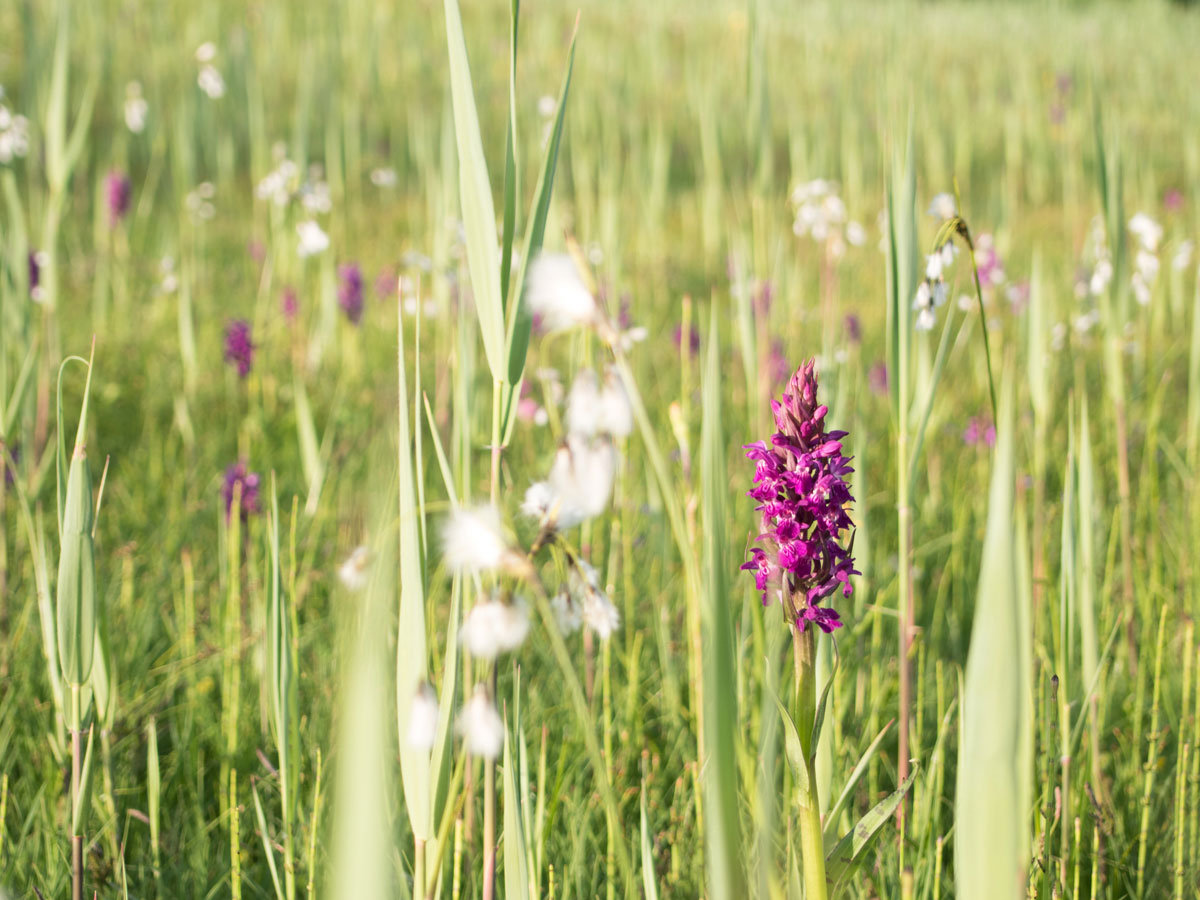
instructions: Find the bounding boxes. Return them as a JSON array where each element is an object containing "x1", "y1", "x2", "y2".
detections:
[
  {"x1": 974, "y1": 234, "x2": 1004, "y2": 286},
  {"x1": 28, "y1": 252, "x2": 39, "y2": 296},
  {"x1": 2, "y1": 441, "x2": 18, "y2": 486},
  {"x1": 741, "y1": 359, "x2": 858, "y2": 633},
  {"x1": 674, "y1": 323, "x2": 700, "y2": 357},
  {"x1": 375, "y1": 266, "x2": 396, "y2": 299},
  {"x1": 1165, "y1": 189, "x2": 1184, "y2": 213},
  {"x1": 248, "y1": 240, "x2": 266, "y2": 265},
  {"x1": 223, "y1": 319, "x2": 255, "y2": 378},
  {"x1": 868, "y1": 362, "x2": 889, "y2": 397},
  {"x1": 844, "y1": 313, "x2": 861, "y2": 345},
  {"x1": 222, "y1": 461, "x2": 261, "y2": 522},
  {"x1": 754, "y1": 280, "x2": 775, "y2": 320},
  {"x1": 105, "y1": 170, "x2": 132, "y2": 225},
  {"x1": 768, "y1": 340, "x2": 791, "y2": 385},
  {"x1": 281, "y1": 287, "x2": 298, "y2": 323},
  {"x1": 618, "y1": 293, "x2": 633, "y2": 331},
  {"x1": 963, "y1": 417, "x2": 996, "y2": 447},
  {"x1": 338, "y1": 263, "x2": 364, "y2": 324}
]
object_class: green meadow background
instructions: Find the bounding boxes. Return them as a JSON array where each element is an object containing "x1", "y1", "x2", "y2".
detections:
[{"x1": 1, "y1": 0, "x2": 1199, "y2": 897}]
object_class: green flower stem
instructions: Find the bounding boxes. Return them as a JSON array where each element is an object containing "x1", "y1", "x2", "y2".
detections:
[{"x1": 793, "y1": 626, "x2": 829, "y2": 900}]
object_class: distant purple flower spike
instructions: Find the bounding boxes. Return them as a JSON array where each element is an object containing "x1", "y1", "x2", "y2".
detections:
[
  {"x1": 844, "y1": 313, "x2": 861, "y2": 345},
  {"x1": 963, "y1": 417, "x2": 996, "y2": 448},
  {"x1": 281, "y1": 287, "x2": 298, "y2": 322},
  {"x1": 868, "y1": 362, "x2": 889, "y2": 397},
  {"x1": 105, "y1": 170, "x2": 132, "y2": 225},
  {"x1": 2, "y1": 441, "x2": 18, "y2": 486},
  {"x1": 674, "y1": 323, "x2": 700, "y2": 357},
  {"x1": 1165, "y1": 189, "x2": 1184, "y2": 213},
  {"x1": 742, "y1": 359, "x2": 858, "y2": 632},
  {"x1": 222, "y1": 461, "x2": 261, "y2": 522},
  {"x1": 338, "y1": 263, "x2": 364, "y2": 324},
  {"x1": 28, "y1": 252, "x2": 40, "y2": 296},
  {"x1": 223, "y1": 319, "x2": 255, "y2": 378}
]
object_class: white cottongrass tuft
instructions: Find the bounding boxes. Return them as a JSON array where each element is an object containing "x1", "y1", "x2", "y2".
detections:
[
  {"x1": 296, "y1": 220, "x2": 330, "y2": 258},
  {"x1": 928, "y1": 192, "x2": 957, "y2": 220},
  {"x1": 459, "y1": 686, "x2": 505, "y2": 759},
  {"x1": 0, "y1": 102, "x2": 30, "y2": 164},
  {"x1": 197, "y1": 65, "x2": 225, "y2": 99},
  {"x1": 1128, "y1": 212, "x2": 1163, "y2": 252},
  {"x1": 441, "y1": 504, "x2": 525, "y2": 576},
  {"x1": 124, "y1": 81, "x2": 148, "y2": 134},
  {"x1": 337, "y1": 546, "x2": 371, "y2": 592},
  {"x1": 572, "y1": 561, "x2": 620, "y2": 639},
  {"x1": 550, "y1": 589, "x2": 583, "y2": 636},
  {"x1": 406, "y1": 682, "x2": 439, "y2": 751},
  {"x1": 521, "y1": 437, "x2": 616, "y2": 531},
  {"x1": 565, "y1": 368, "x2": 633, "y2": 440},
  {"x1": 525, "y1": 253, "x2": 599, "y2": 333},
  {"x1": 459, "y1": 594, "x2": 530, "y2": 660}
]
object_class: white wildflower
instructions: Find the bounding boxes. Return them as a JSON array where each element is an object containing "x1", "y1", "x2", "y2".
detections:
[
  {"x1": 0, "y1": 102, "x2": 30, "y2": 164},
  {"x1": 441, "y1": 504, "x2": 522, "y2": 576},
  {"x1": 370, "y1": 167, "x2": 398, "y2": 188},
  {"x1": 537, "y1": 94, "x2": 557, "y2": 118},
  {"x1": 337, "y1": 546, "x2": 371, "y2": 592},
  {"x1": 197, "y1": 65, "x2": 225, "y2": 99},
  {"x1": 296, "y1": 220, "x2": 329, "y2": 258},
  {"x1": 928, "y1": 193, "x2": 957, "y2": 220},
  {"x1": 458, "y1": 687, "x2": 504, "y2": 759},
  {"x1": 1128, "y1": 212, "x2": 1163, "y2": 252},
  {"x1": 925, "y1": 252, "x2": 945, "y2": 281},
  {"x1": 1173, "y1": 240, "x2": 1194, "y2": 272},
  {"x1": 566, "y1": 368, "x2": 632, "y2": 439},
  {"x1": 551, "y1": 589, "x2": 583, "y2": 635},
  {"x1": 521, "y1": 436, "x2": 617, "y2": 531},
  {"x1": 525, "y1": 253, "x2": 598, "y2": 333},
  {"x1": 124, "y1": 81, "x2": 148, "y2": 134},
  {"x1": 572, "y1": 561, "x2": 620, "y2": 639},
  {"x1": 195, "y1": 42, "x2": 218, "y2": 63},
  {"x1": 846, "y1": 221, "x2": 867, "y2": 247},
  {"x1": 1089, "y1": 258, "x2": 1113, "y2": 296},
  {"x1": 406, "y1": 682, "x2": 439, "y2": 751},
  {"x1": 460, "y1": 594, "x2": 530, "y2": 660}
]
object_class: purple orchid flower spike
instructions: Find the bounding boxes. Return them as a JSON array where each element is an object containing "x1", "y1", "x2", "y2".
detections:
[{"x1": 741, "y1": 359, "x2": 858, "y2": 633}]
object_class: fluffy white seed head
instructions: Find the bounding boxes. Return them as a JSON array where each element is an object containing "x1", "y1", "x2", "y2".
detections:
[
  {"x1": 441, "y1": 505, "x2": 522, "y2": 576},
  {"x1": 551, "y1": 589, "x2": 583, "y2": 635},
  {"x1": 525, "y1": 253, "x2": 598, "y2": 333},
  {"x1": 458, "y1": 687, "x2": 504, "y2": 759},
  {"x1": 296, "y1": 220, "x2": 329, "y2": 258},
  {"x1": 337, "y1": 546, "x2": 371, "y2": 592},
  {"x1": 459, "y1": 594, "x2": 530, "y2": 660},
  {"x1": 928, "y1": 192, "x2": 957, "y2": 220},
  {"x1": 572, "y1": 561, "x2": 620, "y2": 639},
  {"x1": 406, "y1": 682, "x2": 439, "y2": 751}
]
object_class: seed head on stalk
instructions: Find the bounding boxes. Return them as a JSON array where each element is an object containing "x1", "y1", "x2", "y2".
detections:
[{"x1": 741, "y1": 359, "x2": 857, "y2": 633}]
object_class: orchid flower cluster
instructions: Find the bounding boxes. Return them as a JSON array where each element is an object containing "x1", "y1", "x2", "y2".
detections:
[
  {"x1": 424, "y1": 250, "x2": 634, "y2": 758},
  {"x1": 742, "y1": 359, "x2": 858, "y2": 633}
]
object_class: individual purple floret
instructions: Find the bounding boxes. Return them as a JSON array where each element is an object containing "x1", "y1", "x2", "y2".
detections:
[
  {"x1": 223, "y1": 319, "x2": 255, "y2": 378},
  {"x1": 741, "y1": 359, "x2": 858, "y2": 633},
  {"x1": 338, "y1": 263, "x2": 364, "y2": 324},
  {"x1": 106, "y1": 170, "x2": 132, "y2": 225},
  {"x1": 222, "y1": 461, "x2": 261, "y2": 522}
]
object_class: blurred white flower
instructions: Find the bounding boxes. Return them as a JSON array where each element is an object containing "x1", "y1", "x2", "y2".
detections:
[
  {"x1": 0, "y1": 102, "x2": 30, "y2": 164},
  {"x1": 124, "y1": 81, "x2": 148, "y2": 134},
  {"x1": 521, "y1": 436, "x2": 616, "y2": 531},
  {"x1": 525, "y1": 253, "x2": 598, "y2": 332},
  {"x1": 460, "y1": 594, "x2": 530, "y2": 659},
  {"x1": 337, "y1": 546, "x2": 371, "y2": 592},
  {"x1": 257, "y1": 158, "x2": 299, "y2": 206},
  {"x1": 296, "y1": 220, "x2": 329, "y2": 258},
  {"x1": 406, "y1": 682, "x2": 439, "y2": 751},
  {"x1": 458, "y1": 687, "x2": 504, "y2": 759},
  {"x1": 195, "y1": 42, "x2": 217, "y2": 63},
  {"x1": 1089, "y1": 258, "x2": 1113, "y2": 296},
  {"x1": 928, "y1": 193, "x2": 957, "y2": 220},
  {"x1": 537, "y1": 94, "x2": 557, "y2": 118},
  {"x1": 846, "y1": 221, "x2": 867, "y2": 247},
  {"x1": 566, "y1": 368, "x2": 632, "y2": 439},
  {"x1": 572, "y1": 561, "x2": 620, "y2": 639},
  {"x1": 925, "y1": 252, "x2": 945, "y2": 281},
  {"x1": 1128, "y1": 212, "x2": 1163, "y2": 252},
  {"x1": 441, "y1": 504, "x2": 525, "y2": 576},
  {"x1": 370, "y1": 167, "x2": 398, "y2": 188},
  {"x1": 1173, "y1": 240, "x2": 1194, "y2": 272},
  {"x1": 300, "y1": 179, "x2": 332, "y2": 214},
  {"x1": 197, "y1": 65, "x2": 225, "y2": 99},
  {"x1": 551, "y1": 589, "x2": 583, "y2": 635}
]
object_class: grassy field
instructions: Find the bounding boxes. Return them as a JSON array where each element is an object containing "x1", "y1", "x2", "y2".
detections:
[{"x1": 2, "y1": 0, "x2": 1200, "y2": 897}]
